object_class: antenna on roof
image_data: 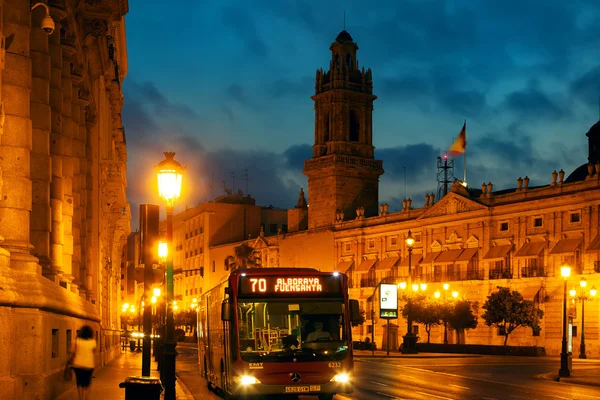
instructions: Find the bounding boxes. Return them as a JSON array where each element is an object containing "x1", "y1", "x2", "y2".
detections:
[{"x1": 343, "y1": 11, "x2": 346, "y2": 30}]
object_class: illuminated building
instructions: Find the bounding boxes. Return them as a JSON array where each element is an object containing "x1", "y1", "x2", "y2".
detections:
[
  {"x1": 200, "y1": 30, "x2": 600, "y2": 357},
  {"x1": 0, "y1": 1, "x2": 130, "y2": 398}
]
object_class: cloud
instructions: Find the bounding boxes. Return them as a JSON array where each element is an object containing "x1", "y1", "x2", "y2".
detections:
[
  {"x1": 283, "y1": 144, "x2": 312, "y2": 172},
  {"x1": 570, "y1": 65, "x2": 600, "y2": 107},
  {"x1": 503, "y1": 83, "x2": 567, "y2": 121},
  {"x1": 221, "y1": 6, "x2": 268, "y2": 57},
  {"x1": 377, "y1": 143, "x2": 440, "y2": 181},
  {"x1": 125, "y1": 81, "x2": 199, "y2": 119}
]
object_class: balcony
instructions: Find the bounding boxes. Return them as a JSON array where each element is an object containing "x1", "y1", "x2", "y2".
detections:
[
  {"x1": 489, "y1": 269, "x2": 513, "y2": 280},
  {"x1": 360, "y1": 278, "x2": 377, "y2": 288},
  {"x1": 521, "y1": 266, "x2": 546, "y2": 278}
]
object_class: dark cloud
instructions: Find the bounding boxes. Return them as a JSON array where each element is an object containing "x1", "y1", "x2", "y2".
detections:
[
  {"x1": 570, "y1": 65, "x2": 600, "y2": 107},
  {"x1": 283, "y1": 144, "x2": 312, "y2": 172},
  {"x1": 222, "y1": 6, "x2": 268, "y2": 57},
  {"x1": 226, "y1": 83, "x2": 248, "y2": 104},
  {"x1": 377, "y1": 143, "x2": 440, "y2": 181},
  {"x1": 125, "y1": 81, "x2": 198, "y2": 119},
  {"x1": 503, "y1": 84, "x2": 567, "y2": 121}
]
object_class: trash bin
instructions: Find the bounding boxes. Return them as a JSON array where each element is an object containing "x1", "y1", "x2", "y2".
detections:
[{"x1": 119, "y1": 376, "x2": 163, "y2": 400}]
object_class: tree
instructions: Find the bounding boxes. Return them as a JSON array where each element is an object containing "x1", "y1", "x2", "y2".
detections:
[
  {"x1": 481, "y1": 286, "x2": 544, "y2": 346},
  {"x1": 226, "y1": 242, "x2": 262, "y2": 270},
  {"x1": 414, "y1": 300, "x2": 443, "y2": 343},
  {"x1": 175, "y1": 309, "x2": 198, "y2": 334},
  {"x1": 446, "y1": 300, "x2": 478, "y2": 344},
  {"x1": 352, "y1": 308, "x2": 367, "y2": 327}
]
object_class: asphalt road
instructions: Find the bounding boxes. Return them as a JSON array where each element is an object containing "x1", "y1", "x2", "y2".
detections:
[{"x1": 176, "y1": 344, "x2": 600, "y2": 400}]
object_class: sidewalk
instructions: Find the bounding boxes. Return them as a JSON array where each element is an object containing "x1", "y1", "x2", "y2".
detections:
[
  {"x1": 56, "y1": 349, "x2": 195, "y2": 400},
  {"x1": 541, "y1": 366, "x2": 600, "y2": 388},
  {"x1": 353, "y1": 349, "x2": 482, "y2": 358}
]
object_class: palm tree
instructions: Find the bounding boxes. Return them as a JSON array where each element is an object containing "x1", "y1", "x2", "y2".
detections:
[{"x1": 226, "y1": 243, "x2": 262, "y2": 270}]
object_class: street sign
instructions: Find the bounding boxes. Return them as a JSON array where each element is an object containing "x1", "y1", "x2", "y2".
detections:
[{"x1": 379, "y1": 283, "x2": 398, "y2": 319}]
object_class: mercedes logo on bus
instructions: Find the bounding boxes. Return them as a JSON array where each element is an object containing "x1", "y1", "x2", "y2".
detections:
[{"x1": 290, "y1": 372, "x2": 301, "y2": 383}]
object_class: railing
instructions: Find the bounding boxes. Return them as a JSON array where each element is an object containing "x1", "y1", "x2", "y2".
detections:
[
  {"x1": 489, "y1": 269, "x2": 513, "y2": 280},
  {"x1": 360, "y1": 278, "x2": 378, "y2": 288},
  {"x1": 465, "y1": 269, "x2": 485, "y2": 280},
  {"x1": 521, "y1": 266, "x2": 546, "y2": 278}
]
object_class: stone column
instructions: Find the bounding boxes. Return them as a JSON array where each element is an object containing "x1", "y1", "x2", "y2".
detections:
[
  {"x1": 71, "y1": 68, "x2": 83, "y2": 289},
  {"x1": 60, "y1": 37, "x2": 75, "y2": 288},
  {"x1": 85, "y1": 116, "x2": 96, "y2": 302},
  {"x1": 30, "y1": 4, "x2": 52, "y2": 274},
  {"x1": 1, "y1": 0, "x2": 38, "y2": 271},
  {"x1": 49, "y1": 5, "x2": 66, "y2": 280},
  {"x1": 78, "y1": 90, "x2": 89, "y2": 298}
]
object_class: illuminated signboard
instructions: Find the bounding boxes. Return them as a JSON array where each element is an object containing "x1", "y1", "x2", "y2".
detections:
[
  {"x1": 238, "y1": 275, "x2": 342, "y2": 297},
  {"x1": 379, "y1": 283, "x2": 398, "y2": 319}
]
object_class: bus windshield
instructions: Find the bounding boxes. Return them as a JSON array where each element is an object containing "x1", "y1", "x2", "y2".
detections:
[{"x1": 237, "y1": 298, "x2": 349, "y2": 363}]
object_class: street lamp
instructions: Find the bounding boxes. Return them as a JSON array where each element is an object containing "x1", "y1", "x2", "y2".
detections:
[
  {"x1": 401, "y1": 230, "x2": 419, "y2": 354},
  {"x1": 559, "y1": 265, "x2": 571, "y2": 377},
  {"x1": 156, "y1": 151, "x2": 184, "y2": 400},
  {"x1": 569, "y1": 278, "x2": 596, "y2": 359}
]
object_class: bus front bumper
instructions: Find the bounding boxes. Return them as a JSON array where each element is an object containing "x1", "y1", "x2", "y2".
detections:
[{"x1": 231, "y1": 381, "x2": 354, "y2": 397}]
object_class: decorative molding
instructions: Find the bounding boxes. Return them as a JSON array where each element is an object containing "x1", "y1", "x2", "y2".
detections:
[{"x1": 417, "y1": 192, "x2": 487, "y2": 220}]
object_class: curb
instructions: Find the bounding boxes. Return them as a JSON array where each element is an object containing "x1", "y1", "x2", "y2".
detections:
[
  {"x1": 540, "y1": 371, "x2": 600, "y2": 388},
  {"x1": 175, "y1": 374, "x2": 195, "y2": 400}
]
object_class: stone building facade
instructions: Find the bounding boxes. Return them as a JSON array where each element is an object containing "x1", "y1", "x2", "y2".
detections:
[
  {"x1": 0, "y1": 1, "x2": 130, "y2": 399},
  {"x1": 197, "y1": 30, "x2": 600, "y2": 358}
]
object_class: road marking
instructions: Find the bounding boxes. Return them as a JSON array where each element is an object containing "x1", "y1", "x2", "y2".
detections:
[
  {"x1": 371, "y1": 381, "x2": 389, "y2": 387},
  {"x1": 415, "y1": 391, "x2": 454, "y2": 399},
  {"x1": 449, "y1": 384, "x2": 468, "y2": 390},
  {"x1": 375, "y1": 391, "x2": 398, "y2": 398}
]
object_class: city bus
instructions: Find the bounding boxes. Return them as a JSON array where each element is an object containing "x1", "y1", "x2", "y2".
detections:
[{"x1": 198, "y1": 267, "x2": 361, "y2": 399}]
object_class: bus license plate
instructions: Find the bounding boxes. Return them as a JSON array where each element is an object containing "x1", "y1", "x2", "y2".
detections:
[{"x1": 284, "y1": 385, "x2": 320, "y2": 393}]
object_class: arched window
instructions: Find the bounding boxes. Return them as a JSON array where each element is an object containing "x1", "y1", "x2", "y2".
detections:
[
  {"x1": 346, "y1": 53, "x2": 353, "y2": 69},
  {"x1": 324, "y1": 113, "x2": 330, "y2": 142},
  {"x1": 349, "y1": 110, "x2": 359, "y2": 142}
]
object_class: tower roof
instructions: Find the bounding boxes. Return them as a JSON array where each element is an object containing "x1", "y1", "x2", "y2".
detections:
[
  {"x1": 586, "y1": 120, "x2": 600, "y2": 138},
  {"x1": 335, "y1": 30, "x2": 354, "y2": 44}
]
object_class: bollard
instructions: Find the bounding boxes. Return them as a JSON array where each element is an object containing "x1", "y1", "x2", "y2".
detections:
[{"x1": 119, "y1": 376, "x2": 163, "y2": 400}]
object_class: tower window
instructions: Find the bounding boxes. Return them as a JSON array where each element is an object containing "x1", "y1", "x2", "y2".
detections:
[
  {"x1": 349, "y1": 110, "x2": 359, "y2": 142},
  {"x1": 324, "y1": 113, "x2": 330, "y2": 142},
  {"x1": 346, "y1": 53, "x2": 353, "y2": 69}
]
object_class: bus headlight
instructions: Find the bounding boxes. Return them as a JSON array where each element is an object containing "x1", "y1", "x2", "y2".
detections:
[
  {"x1": 236, "y1": 375, "x2": 261, "y2": 385},
  {"x1": 330, "y1": 373, "x2": 351, "y2": 383}
]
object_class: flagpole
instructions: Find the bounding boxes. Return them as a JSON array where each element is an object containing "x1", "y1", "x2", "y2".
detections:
[{"x1": 463, "y1": 120, "x2": 467, "y2": 184}]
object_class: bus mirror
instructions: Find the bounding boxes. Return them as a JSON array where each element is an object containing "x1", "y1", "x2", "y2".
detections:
[
  {"x1": 349, "y1": 299, "x2": 361, "y2": 323},
  {"x1": 221, "y1": 300, "x2": 233, "y2": 321}
]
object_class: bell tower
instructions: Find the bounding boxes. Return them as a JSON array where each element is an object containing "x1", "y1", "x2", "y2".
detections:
[{"x1": 303, "y1": 30, "x2": 384, "y2": 229}]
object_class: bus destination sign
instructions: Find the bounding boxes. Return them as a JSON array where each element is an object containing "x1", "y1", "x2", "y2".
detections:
[{"x1": 239, "y1": 275, "x2": 342, "y2": 296}]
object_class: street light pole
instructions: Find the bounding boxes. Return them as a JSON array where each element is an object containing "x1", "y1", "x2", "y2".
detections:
[
  {"x1": 559, "y1": 265, "x2": 571, "y2": 378},
  {"x1": 156, "y1": 152, "x2": 184, "y2": 400},
  {"x1": 443, "y1": 283, "x2": 449, "y2": 345},
  {"x1": 401, "y1": 230, "x2": 418, "y2": 354}
]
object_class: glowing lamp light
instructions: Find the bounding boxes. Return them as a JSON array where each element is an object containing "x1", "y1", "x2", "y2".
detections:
[
  {"x1": 590, "y1": 286, "x2": 597, "y2": 297},
  {"x1": 173, "y1": 305, "x2": 179, "y2": 311},
  {"x1": 412, "y1": 283, "x2": 419, "y2": 292},
  {"x1": 151, "y1": 296, "x2": 157, "y2": 304},
  {"x1": 155, "y1": 152, "x2": 184, "y2": 206},
  {"x1": 570, "y1": 288, "x2": 577, "y2": 298},
  {"x1": 560, "y1": 265, "x2": 571, "y2": 278},
  {"x1": 141, "y1": 301, "x2": 145, "y2": 308},
  {"x1": 158, "y1": 240, "x2": 168, "y2": 263},
  {"x1": 580, "y1": 277, "x2": 587, "y2": 288},
  {"x1": 420, "y1": 283, "x2": 427, "y2": 291},
  {"x1": 405, "y1": 230, "x2": 415, "y2": 247},
  {"x1": 452, "y1": 291, "x2": 459, "y2": 298},
  {"x1": 153, "y1": 287, "x2": 161, "y2": 297},
  {"x1": 129, "y1": 305, "x2": 135, "y2": 313},
  {"x1": 434, "y1": 290, "x2": 441, "y2": 299},
  {"x1": 193, "y1": 298, "x2": 197, "y2": 303},
  {"x1": 398, "y1": 282, "x2": 407, "y2": 290},
  {"x1": 443, "y1": 283, "x2": 449, "y2": 291}
]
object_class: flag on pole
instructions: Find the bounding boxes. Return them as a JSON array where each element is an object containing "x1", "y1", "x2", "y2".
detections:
[{"x1": 449, "y1": 121, "x2": 466, "y2": 156}]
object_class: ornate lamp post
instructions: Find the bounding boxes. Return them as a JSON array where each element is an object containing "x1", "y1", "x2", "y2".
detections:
[
  {"x1": 401, "y1": 230, "x2": 419, "y2": 354},
  {"x1": 569, "y1": 278, "x2": 597, "y2": 359},
  {"x1": 559, "y1": 265, "x2": 571, "y2": 378},
  {"x1": 156, "y1": 152, "x2": 184, "y2": 400}
]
